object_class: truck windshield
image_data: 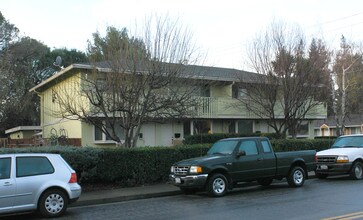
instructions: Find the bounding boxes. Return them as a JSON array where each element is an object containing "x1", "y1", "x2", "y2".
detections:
[
  {"x1": 207, "y1": 140, "x2": 239, "y2": 155},
  {"x1": 332, "y1": 136, "x2": 363, "y2": 148}
]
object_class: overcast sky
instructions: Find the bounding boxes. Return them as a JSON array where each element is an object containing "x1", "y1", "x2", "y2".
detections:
[{"x1": 1, "y1": 0, "x2": 363, "y2": 70}]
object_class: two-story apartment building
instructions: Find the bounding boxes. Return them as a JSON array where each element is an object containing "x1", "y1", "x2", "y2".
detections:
[{"x1": 30, "y1": 63, "x2": 327, "y2": 147}]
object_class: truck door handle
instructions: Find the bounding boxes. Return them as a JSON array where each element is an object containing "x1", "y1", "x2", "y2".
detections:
[{"x1": 257, "y1": 158, "x2": 264, "y2": 161}]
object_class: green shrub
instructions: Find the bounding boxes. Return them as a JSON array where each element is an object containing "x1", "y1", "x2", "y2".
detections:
[
  {"x1": 95, "y1": 144, "x2": 210, "y2": 185},
  {"x1": 0, "y1": 139, "x2": 334, "y2": 186},
  {"x1": 271, "y1": 139, "x2": 335, "y2": 152}
]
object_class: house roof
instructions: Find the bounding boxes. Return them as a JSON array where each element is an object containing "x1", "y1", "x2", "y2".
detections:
[
  {"x1": 5, "y1": 126, "x2": 42, "y2": 134},
  {"x1": 29, "y1": 62, "x2": 261, "y2": 92},
  {"x1": 314, "y1": 114, "x2": 363, "y2": 128}
]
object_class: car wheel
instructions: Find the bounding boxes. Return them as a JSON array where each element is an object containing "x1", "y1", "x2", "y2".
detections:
[
  {"x1": 207, "y1": 173, "x2": 228, "y2": 197},
  {"x1": 287, "y1": 166, "x2": 305, "y2": 187},
  {"x1": 257, "y1": 178, "x2": 273, "y2": 186},
  {"x1": 38, "y1": 189, "x2": 68, "y2": 218},
  {"x1": 180, "y1": 188, "x2": 197, "y2": 195},
  {"x1": 350, "y1": 161, "x2": 363, "y2": 180}
]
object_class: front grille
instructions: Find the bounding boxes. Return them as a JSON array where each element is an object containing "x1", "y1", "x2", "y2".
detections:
[
  {"x1": 174, "y1": 166, "x2": 189, "y2": 175},
  {"x1": 316, "y1": 156, "x2": 337, "y2": 163}
]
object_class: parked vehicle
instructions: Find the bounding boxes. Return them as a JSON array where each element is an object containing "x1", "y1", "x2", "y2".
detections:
[
  {"x1": 0, "y1": 153, "x2": 81, "y2": 218},
  {"x1": 315, "y1": 134, "x2": 363, "y2": 179},
  {"x1": 170, "y1": 137, "x2": 316, "y2": 197}
]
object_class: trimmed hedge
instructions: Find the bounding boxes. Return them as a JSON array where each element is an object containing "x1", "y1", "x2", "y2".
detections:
[
  {"x1": 271, "y1": 139, "x2": 335, "y2": 152},
  {"x1": 0, "y1": 139, "x2": 334, "y2": 186}
]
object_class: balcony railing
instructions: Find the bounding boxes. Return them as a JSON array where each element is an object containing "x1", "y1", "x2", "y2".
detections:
[{"x1": 193, "y1": 97, "x2": 327, "y2": 119}]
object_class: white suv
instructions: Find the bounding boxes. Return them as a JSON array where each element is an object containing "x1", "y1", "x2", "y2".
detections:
[
  {"x1": 315, "y1": 135, "x2": 363, "y2": 179},
  {"x1": 0, "y1": 153, "x2": 81, "y2": 218}
]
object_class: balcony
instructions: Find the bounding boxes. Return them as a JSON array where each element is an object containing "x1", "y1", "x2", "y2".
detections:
[{"x1": 193, "y1": 97, "x2": 327, "y2": 119}]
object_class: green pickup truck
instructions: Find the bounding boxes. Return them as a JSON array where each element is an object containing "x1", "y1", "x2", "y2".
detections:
[{"x1": 170, "y1": 137, "x2": 316, "y2": 197}]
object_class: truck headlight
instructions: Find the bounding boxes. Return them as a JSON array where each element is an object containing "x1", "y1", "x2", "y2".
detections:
[
  {"x1": 336, "y1": 155, "x2": 349, "y2": 163},
  {"x1": 171, "y1": 166, "x2": 175, "y2": 173},
  {"x1": 189, "y1": 166, "x2": 202, "y2": 174}
]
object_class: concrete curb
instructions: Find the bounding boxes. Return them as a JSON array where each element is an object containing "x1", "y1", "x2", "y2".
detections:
[{"x1": 71, "y1": 190, "x2": 182, "y2": 207}]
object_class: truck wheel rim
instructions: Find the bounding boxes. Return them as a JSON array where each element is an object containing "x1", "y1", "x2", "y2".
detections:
[
  {"x1": 213, "y1": 178, "x2": 225, "y2": 194},
  {"x1": 45, "y1": 193, "x2": 64, "y2": 214},
  {"x1": 294, "y1": 170, "x2": 303, "y2": 184},
  {"x1": 355, "y1": 165, "x2": 362, "y2": 178}
]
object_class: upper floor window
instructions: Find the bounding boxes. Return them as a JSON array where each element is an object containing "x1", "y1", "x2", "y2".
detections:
[{"x1": 232, "y1": 86, "x2": 247, "y2": 98}]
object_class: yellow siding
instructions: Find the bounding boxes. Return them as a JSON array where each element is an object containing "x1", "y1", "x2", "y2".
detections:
[{"x1": 41, "y1": 72, "x2": 88, "y2": 139}]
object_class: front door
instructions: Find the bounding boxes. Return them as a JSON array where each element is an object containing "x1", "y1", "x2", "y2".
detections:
[
  {"x1": 231, "y1": 140, "x2": 265, "y2": 181},
  {"x1": 0, "y1": 157, "x2": 15, "y2": 213}
]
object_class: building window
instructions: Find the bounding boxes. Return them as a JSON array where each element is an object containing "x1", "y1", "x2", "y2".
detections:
[
  {"x1": 289, "y1": 121, "x2": 309, "y2": 136},
  {"x1": 193, "y1": 120, "x2": 211, "y2": 134},
  {"x1": 94, "y1": 121, "x2": 125, "y2": 143},
  {"x1": 183, "y1": 121, "x2": 191, "y2": 136},
  {"x1": 232, "y1": 86, "x2": 247, "y2": 98},
  {"x1": 237, "y1": 120, "x2": 253, "y2": 134}
]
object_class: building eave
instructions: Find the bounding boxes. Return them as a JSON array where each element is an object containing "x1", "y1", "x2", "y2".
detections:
[{"x1": 29, "y1": 64, "x2": 93, "y2": 93}]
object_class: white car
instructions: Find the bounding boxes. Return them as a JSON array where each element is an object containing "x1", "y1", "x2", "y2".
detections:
[
  {"x1": 0, "y1": 153, "x2": 81, "y2": 218},
  {"x1": 315, "y1": 134, "x2": 363, "y2": 179}
]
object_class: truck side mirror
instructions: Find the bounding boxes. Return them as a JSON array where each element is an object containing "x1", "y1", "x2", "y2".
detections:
[{"x1": 237, "y1": 150, "x2": 246, "y2": 157}]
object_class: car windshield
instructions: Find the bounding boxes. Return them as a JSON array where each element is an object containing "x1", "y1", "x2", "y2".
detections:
[
  {"x1": 332, "y1": 136, "x2": 363, "y2": 148},
  {"x1": 207, "y1": 140, "x2": 239, "y2": 155}
]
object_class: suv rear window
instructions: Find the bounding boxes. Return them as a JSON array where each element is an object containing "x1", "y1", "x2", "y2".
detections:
[{"x1": 16, "y1": 156, "x2": 54, "y2": 177}]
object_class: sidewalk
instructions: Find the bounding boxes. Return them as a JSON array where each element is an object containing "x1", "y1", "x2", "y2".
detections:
[{"x1": 71, "y1": 171, "x2": 316, "y2": 207}]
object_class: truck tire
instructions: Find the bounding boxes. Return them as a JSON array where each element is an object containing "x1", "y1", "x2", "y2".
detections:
[
  {"x1": 287, "y1": 166, "x2": 305, "y2": 187},
  {"x1": 257, "y1": 178, "x2": 273, "y2": 186},
  {"x1": 207, "y1": 173, "x2": 228, "y2": 197},
  {"x1": 350, "y1": 161, "x2": 363, "y2": 180}
]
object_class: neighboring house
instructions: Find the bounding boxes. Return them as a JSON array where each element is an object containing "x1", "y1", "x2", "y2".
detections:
[
  {"x1": 30, "y1": 63, "x2": 327, "y2": 147},
  {"x1": 5, "y1": 126, "x2": 42, "y2": 139},
  {"x1": 314, "y1": 114, "x2": 363, "y2": 137},
  {"x1": 4, "y1": 126, "x2": 42, "y2": 147}
]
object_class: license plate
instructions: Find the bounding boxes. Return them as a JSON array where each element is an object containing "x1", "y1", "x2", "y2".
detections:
[
  {"x1": 175, "y1": 177, "x2": 181, "y2": 184},
  {"x1": 320, "y1": 165, "x2": 328, "y2": 170}
]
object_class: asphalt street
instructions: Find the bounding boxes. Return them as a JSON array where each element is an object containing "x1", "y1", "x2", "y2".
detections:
[{"x1": 6, "y1": 176, "x2": 363, "y2": 220}]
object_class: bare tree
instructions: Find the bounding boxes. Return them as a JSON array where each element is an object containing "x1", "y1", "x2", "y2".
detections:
[
  {"x1": 236, "y1": 21, "x2": 327, "y2": 137},
  {"x1": 52, "y1": 16, "x2": 202, "y2": 147},
  {"x1": 331, "y1": 36, "x2": 363, "y2": 136}
]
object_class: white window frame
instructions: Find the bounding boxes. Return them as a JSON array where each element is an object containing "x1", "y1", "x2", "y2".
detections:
[{"x1": 93, "y1": 121, "x2": 124, "y2": 144}]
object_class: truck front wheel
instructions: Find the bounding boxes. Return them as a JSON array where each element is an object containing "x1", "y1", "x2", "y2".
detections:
[
  {"x1": 287, "y1": 166, "x2": 305, "y2": 187},
  {"x1": 207, "y1": 173, "x2": 228, "y2": 197},
  {"x1": 350, "y1": 161, "x2": 363, "y2": 180}
]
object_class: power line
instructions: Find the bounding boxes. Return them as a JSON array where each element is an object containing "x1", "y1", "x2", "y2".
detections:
[{"x1": 306, "y1": 11, "x2": 363, "y2": 29}]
